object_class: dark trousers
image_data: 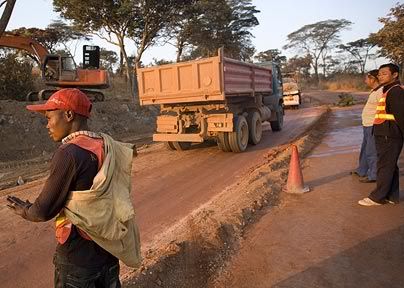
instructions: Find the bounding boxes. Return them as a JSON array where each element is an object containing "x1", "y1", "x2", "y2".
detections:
[
  {"x1": 369, "y1": 135, "x2": 403, "y2": 203},
  {"x1": 53, "y1": 254, "x2": 121, "y2": 288},
  {"x1": 356, "y1": 126, "x2": 377, "y2": 180}
]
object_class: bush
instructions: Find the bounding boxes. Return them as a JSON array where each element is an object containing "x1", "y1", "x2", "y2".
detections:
[
  {"x1": 0, "y1": 53, "x2": 35, "y2": 101},
  {"x1": 336, "y1": 92, "x2": 355, "y2": 106}
]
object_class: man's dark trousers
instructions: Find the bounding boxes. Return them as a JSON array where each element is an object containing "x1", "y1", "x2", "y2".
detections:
[
  {"x1": 369, "y1": 135, "x2": 403, "y2": 203},
  {"x1": 54, "y1": 254, "x2": 121, "y2": 288}
]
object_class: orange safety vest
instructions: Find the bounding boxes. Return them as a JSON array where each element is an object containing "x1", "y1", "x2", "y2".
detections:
[
  {"x1": 374, "y1": 84, "x2": 402, "y2": 125},
  {"x1": 55, "y1": 135, "x2": 104, "y2": 244}
]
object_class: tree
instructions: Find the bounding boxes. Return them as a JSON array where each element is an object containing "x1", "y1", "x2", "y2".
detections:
[
  {"x1": 369, "y1": 3, "x2": 404, "y2": 81},
  {"x1": 254, "y1": 49, "x2": 286, "y2": 65},
  {"x1": 100, "y1": 48, "x2": 118, "y2": 72},
  {"x1": 53, "y1": 0, "x2": 136, "y2": 89},
  {"x1": 0, "y1": 0, "x2": 15, "y2": 36},
  {"x1": 164, "y1": 0, "x2": 200, "y2": 62},
  {"x1": 0, "y1": 49, "x2": 34, "y2": 100},
  {"x1": 284, "y1": 54, "x2": 312, "y2": 78},
  {"x1": 11, "y1": 21, "x2": 88, "y2": 54},
  {"x1": 170, "y1": 0, "x2": 259, "y2": 62},
  {"x1": 338, "y1": 38, "x2": 375, "y2": 74},
  {"x1": 128, "y1": 0, "x2": 191, "y2": 69},
  {"x1": 54, "y1": 0, "x2": 190, "y2": 98},
  {"x1": 284, "y1": 19, "x2": 352, "y2": 84}
]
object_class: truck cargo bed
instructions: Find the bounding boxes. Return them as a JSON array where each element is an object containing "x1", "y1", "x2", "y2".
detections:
[{"x1": 137, "y1": 52, "x2": 273, "y2": 105}]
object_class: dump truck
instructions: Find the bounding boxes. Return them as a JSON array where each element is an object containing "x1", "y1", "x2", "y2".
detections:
[{"x1": 136, "y1": 50, "x2": 284, "y2": 152}]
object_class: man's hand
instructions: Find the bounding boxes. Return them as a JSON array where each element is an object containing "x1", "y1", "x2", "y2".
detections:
[{"x1": 6, "y1": 196, "x2": 32, "y2": 217}]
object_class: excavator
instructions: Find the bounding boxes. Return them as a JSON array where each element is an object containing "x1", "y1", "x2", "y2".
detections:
[{"x1": 0, "y1": 34, "x2": 109, "y2": 101}]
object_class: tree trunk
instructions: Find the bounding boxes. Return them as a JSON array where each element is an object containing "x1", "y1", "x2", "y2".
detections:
[
  {"x1": 119, "y1": 50, "x2": 124, "y2": 76},
  {"x1": 0, "y1": 0, "x2": 16, "y2": 36},
  {"x1": 176, "y1": 39, "x2": 184, "y2": 63},
  {"x1": 117, "y1": 36, "x2": 133, "y2": 99},
  {"x1": 313, "y1": 58, "x2": 319, "y2": 85}
]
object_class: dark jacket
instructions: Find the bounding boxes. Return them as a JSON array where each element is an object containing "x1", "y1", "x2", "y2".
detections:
[
  {"x1": 22, "y1": 143, "x2": 117, "y2": 268},
  {"x1": 373, "y1": 80, "x2": 404, "y2": 139}
]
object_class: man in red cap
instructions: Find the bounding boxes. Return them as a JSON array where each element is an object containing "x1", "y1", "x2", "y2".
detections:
[{"x1": 7, "y1": 88, "x2": 121, "y2": 287}]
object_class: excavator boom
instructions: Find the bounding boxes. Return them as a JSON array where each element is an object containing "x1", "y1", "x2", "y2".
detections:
[{"x1": 0, "y1": 34, "x2": 49, "y2": 63}]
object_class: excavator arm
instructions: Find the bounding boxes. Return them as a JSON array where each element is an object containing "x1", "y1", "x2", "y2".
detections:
[{"x1": 0, "y1": 34, "x2": 49, "y2": 63}]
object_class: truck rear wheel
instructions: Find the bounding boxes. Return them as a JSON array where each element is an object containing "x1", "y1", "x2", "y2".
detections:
[
  {"x1": 217, "y1": 132, "x2": 231, "y2": 152},
  {"x1": 164, "y1": 141, "x2": 176, "y2": 151},
  {"x1": 172, "y1": 141, "x2": 191, "y2": 151},
  {"x1": 270, "y1": 106, "x2": 284, "y2": 131},
  {"x1": 229, "y1": 115, "x2": 249, "y2": 153},
  {"x1": 247, "y1": 111, "x2": 262, "y2": 145}
]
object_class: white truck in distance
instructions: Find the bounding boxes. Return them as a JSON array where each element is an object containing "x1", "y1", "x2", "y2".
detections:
[{"x1": 282, "y1": 77, "x2": 301, "y2": 109}]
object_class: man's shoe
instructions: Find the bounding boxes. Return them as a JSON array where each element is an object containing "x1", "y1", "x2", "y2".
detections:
[
  {"x1": 386, "y1": 200, "x2": 398, "y2": 205},
  {"x1": 358, "y1": 197, "x2": 382, "y2": 206},
  {"x1": 350, "y1": 171, "x2": 361, "y2": 177},
  {"x1": 359, "y1": 177, "x2": 376, "y2": 183}
]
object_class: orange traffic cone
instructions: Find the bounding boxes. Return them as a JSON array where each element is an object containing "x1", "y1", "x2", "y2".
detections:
[{"x1": 284, "y1": 145, "x2": 310, "y2": 194}]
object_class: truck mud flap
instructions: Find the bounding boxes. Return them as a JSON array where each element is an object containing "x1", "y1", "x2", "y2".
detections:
[{"x1": 207, "y1": 113, "x2": 233, "y2": 132}]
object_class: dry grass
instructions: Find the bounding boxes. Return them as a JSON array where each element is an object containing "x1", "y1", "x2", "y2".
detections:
[
  {"x1": 299, "y1": 74, "x2": 368, "y2": 92},
  {"x1": 321, "y1": 74, "x2": 367, "y2": 91}
]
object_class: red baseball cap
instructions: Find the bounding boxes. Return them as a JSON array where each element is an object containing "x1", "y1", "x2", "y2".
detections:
[{"x1": 26, "y1": 88, "x2": 92, "y2": 118}]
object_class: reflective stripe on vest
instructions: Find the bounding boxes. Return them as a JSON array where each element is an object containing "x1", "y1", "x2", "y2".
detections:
[
  {"x1": 373, "y1": 84, "x2": 401, "y2": 125},
  {"x1": 55, "y1": 135, "x2": 104, "y2": 244}
]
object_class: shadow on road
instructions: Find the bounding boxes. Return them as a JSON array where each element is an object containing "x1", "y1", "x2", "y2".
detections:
[
  {"x1": 305, "y1": 169, "x2": 353, "y2": 188},
  {"x1": 273, "y1": 224, "x2": 404, "y2": 288}
]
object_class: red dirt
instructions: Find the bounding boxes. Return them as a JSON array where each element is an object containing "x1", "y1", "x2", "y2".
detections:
[
  {"x1": 0, "y1": 106, "x2": 326, "y2": 288},
  {"x1": 212, "y1": 107, "x2": 404, "y2": 288}
]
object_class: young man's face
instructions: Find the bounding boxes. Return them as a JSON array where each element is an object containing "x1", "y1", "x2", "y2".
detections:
[
  {"x1": 378, "y1": 67, "x2": 398, "y2": 85},
  {"x1": 45, "y1": 110, "x2": 72, "y2": 142}
]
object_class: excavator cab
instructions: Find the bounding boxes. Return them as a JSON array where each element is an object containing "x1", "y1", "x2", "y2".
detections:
[{"x1": 42, "y1": 54, "x2": 78, "y2": 83}]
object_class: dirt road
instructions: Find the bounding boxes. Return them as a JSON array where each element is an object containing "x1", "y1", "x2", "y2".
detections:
[
  {"x1": 0, "y1": 106, "x2": 326, "y2": 287},
  {"x1": 213, "y1": 107, "x2": 404, "y2": 288}
]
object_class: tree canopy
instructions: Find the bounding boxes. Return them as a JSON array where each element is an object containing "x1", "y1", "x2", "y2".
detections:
[
  {"x1": 11, "y1": 20, "x2": 88, "y2": 54},
  {"x1": 369, "y1": 3, "x2": 404, "y2": 80},
  {"x1": 337, "y1": 38, "x2": 374, "y2": 74},
  {"x1": 284, "y1": 19, "x2": 352, "y2": 83},
  {"x1": 254, "y1": 49, "x2": 286, "y2": 64},
  {"x1": 168, "y1": 0, "x2": 259, "y2": 62}
]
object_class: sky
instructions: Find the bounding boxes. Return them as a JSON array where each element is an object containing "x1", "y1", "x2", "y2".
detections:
[{"x1": 3, "y1": 0, "x2": 401, "y2": 68}]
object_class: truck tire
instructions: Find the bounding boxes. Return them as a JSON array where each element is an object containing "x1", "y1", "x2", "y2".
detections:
[
  {"x1": 38, "y1": 89, "x2": 56, "y2": 100},
  {"x1": 164, "y1": 141, "x2": 176, "y2": 151},
  {"x1": 229, "y1": 115, "x2": 249, "y2": 153},
  {"x1": 217, "y1": 132, "x2": 231, "y2": 152},
  {"x1": 172, "y1": 141, "x2": 191, "y2": 151},
  {"x1": 26, "y1": 91, "x2": 39, "y2": 101},
  {"x1": 247, "y1": 111, "x2": 262, "y2": 145},
  {"x1": 270, "y1": 106, "x2": 284, "y2": 132}
]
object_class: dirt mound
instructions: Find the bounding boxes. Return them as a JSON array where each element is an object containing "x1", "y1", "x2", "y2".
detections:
[{"x1": 0, "y1": 99, "x2": 157, "y2": 163}]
